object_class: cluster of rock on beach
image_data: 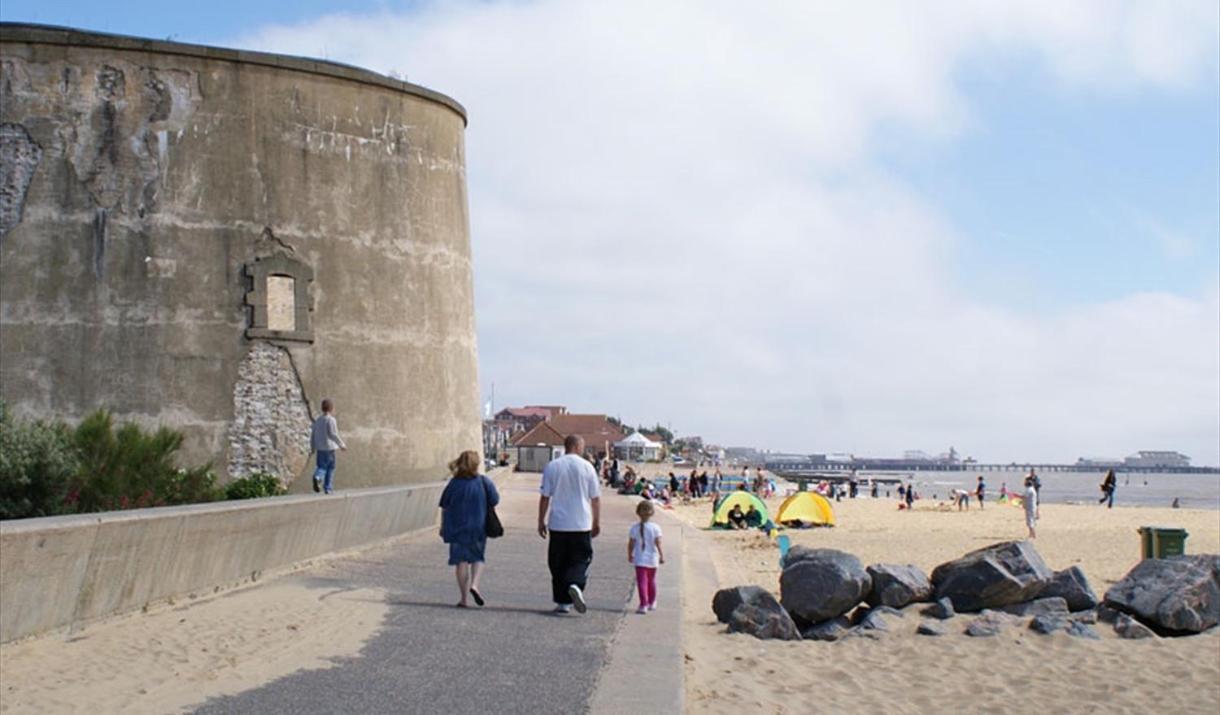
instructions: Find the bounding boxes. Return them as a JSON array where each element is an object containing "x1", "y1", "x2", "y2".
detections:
[{"x1": 713, "y1": 541, "x2": 1220, "y2": 642}]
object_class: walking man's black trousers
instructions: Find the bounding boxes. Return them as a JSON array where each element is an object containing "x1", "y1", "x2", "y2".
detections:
[{"x1": 548, "y1": 531, "x2": 593, "y2": 604}]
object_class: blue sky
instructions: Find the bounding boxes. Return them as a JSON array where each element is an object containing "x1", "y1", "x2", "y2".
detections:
[
  {"x1": 886, "y1": 63, "x2": 1220, "y2": 310},
  {"x1": 4, "y1": 1, "x2": 1218, "y2": 461}
]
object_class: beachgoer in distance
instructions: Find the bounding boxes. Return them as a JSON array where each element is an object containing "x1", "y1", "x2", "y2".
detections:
[
  {"x1": 1099, "y1": 469, "x2": 1116, "y2": 509},
  {"x1": 1028, "y1": 469, "x2": 1043, "y2": 518},
  {"x1": 439, "y1": 450, "x2": 500, "y2": 608},
  {"x1": 904, "y1": 482, "x2": 915, "y2": 511},
  {"x1": 1023, "y1": 476, "x2": 1038, "y2": 539},
  {"x1": 669, "y1": 472, "x2": 679, "y2": 495},
  {"x1": 628, "y1": 500, "x2": 664, "y2": 614},
  {"x1": 310, "y1": 398, "x2": 347, "y2": 494},
  {"x1": 953, "y1": 488, "x2": 971, "y2": 511},
  {"x1": 870, "y1": 479, "x2": 879, "y2": 499},
  {"x1": 975, "y1": 476, "x2": 986, "y2": 510},
  {"x1": 538, "y1": 435, "x2": 601, "y2": 615},
  {"x1": 727, "y1": 504, "x2": 748, "y2": 529}
]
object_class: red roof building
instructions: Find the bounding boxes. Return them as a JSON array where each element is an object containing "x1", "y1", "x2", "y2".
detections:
[{"x1": 511, "y1": 413, "x2": 625, "y2": 457}]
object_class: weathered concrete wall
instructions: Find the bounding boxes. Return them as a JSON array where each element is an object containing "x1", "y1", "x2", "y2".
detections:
[
  {"x1": 0, "y1": 482, "x2": 444, "y2": 643},
  {"x1": 0, "y1": 24, "x2": 481, "y2": 489}
]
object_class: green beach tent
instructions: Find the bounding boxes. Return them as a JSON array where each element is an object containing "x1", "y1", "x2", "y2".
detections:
[{"x1": 711, "y1": 491, "x2": 770, "y2": 528}]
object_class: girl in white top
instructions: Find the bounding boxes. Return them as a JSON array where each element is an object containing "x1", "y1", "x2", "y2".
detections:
[{"x1": 628, "y1": 500, "x2": 665, "y2": 614}]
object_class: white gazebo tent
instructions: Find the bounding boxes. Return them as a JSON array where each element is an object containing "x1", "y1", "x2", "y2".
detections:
[{"x1": 614, "y1": 431, "x2": 663, "y2": 462}]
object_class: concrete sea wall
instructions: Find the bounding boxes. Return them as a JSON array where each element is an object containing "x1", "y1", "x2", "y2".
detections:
[
  {"x1": 0, "y1": 483, "x2": 443, "y2": 643},
  {"x1": 0, "y1": 24, "x2": 481, "y2": 490}
]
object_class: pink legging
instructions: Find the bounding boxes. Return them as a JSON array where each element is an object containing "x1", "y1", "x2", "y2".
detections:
[{"x1": 635, "y1": 566, "x2": 657, "y2": 607}]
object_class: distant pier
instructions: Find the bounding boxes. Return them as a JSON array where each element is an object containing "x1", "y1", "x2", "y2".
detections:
[{"x1": 769, "y1": 461, "x2": 1219, "y2": 477}]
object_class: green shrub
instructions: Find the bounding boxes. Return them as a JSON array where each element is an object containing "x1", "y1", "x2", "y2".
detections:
[
  {"x1": 69, "y1": 410, "x2": 220, "y2": 512},
  {"x1": 223, "y1": 472, "x2": 288, "y2": 500},
  {"x1": 0, "y1": 404, "x2": 80, "y2": 520}
]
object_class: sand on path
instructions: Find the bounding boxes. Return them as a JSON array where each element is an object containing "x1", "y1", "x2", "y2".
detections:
[
  {"x1": 663, "y1": 490, "x2": 1220, "y2": 715},
  {"x1": 0, "y1": 571, "x2": 388, "y2": 714}
]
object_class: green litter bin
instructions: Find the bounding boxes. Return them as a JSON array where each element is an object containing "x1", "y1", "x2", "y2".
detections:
[{"x1": 1137, "y1": 526, "x2": 1189, "y2": 559}]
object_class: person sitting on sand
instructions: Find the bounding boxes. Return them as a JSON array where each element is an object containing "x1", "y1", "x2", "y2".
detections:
[
  {"x1": 745, "y1": 505, "x2": 763, "y2": 529},
  {"x1": 727, "y1": 504, "x2": 748, "y2": 529}
]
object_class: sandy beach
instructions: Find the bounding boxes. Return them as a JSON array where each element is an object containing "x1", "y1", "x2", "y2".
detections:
[
  {"x1": 0, "y1": 571, "x2": 388, "y2": 714},
  {"x1": 660, "y1": 482, "x2": 1220, "y2": 715}
]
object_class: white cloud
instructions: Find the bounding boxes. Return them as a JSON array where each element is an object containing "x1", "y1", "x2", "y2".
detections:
[{"x1": 233, "y1": 0, "x2": 1220, "y2": 463}]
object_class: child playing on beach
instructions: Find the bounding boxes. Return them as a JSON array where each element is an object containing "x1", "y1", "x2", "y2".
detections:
[{"x1": 628, "y1": 501, "x2": 664, "y2": 614}]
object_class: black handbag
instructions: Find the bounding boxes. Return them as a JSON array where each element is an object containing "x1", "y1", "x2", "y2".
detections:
[{"x1": 482, "y1": 475, "x2": 504, "y2": 538}]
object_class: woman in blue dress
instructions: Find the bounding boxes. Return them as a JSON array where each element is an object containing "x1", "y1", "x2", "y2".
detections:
[{"x1": 439, "y1": 450, "x2": 500, "y2": 608}]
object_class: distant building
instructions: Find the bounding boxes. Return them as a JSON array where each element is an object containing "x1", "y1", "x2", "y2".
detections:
[
  {"x1": 903, "y1": 450, "x2": 933, "y2": 461},
  {"x1": 614, "y1": 431, "x2": 664, "y2": 462},
  {"x1": 1076, "y1": 457, "x2": 1123, "y2": 468},
  {"x1": 510, "y1": 413, "x2": 625, "y2": 460},
  {"x1": 1123, "y1": 451, "x2": 1191, "y2": 468},
  {"x1": 725, "y1": 447, "x2": 763, "y2": 465},
  {"x1": 493, "y1": 407, "x2": 552, "y2": 436},
  {"x1": 764, "y1": 454, "x2": 815, "y2": 471}
]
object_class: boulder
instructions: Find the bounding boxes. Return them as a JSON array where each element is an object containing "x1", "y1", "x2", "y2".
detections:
[
  {"x1": 916, "y1": 620, "x2": 946, "y2": 636},
  {"x1": 850, "y1": 604, "x2": 904, "y2": 625},
  {"x1": 921, "y1": 596, "x2": 956, "y2": 620},
  {"x1": 1001, "y1": 596, "x2": 1069, "y2": 618},
  {"x1": 841, "y1": 626, "x2": 883, "y2": 641},
  {"x1": 964, "y1": 610, "x2": 1016, "y2": 637},
  {"x1": 858, "y1": 608, "x2": 902, "y2": 632},
  {"x1": 1040, "y1": 566, "x2": 1099, "y2": 612},
  {"x1": 1113, "y1": 614, "x2": 1158, "y2": 640},
  {"x1": 780, "y1": 548, "x2": 872, "y2": 624},
  {"x1": 1096, "y1": 604, "x2": 1121, "y2": 624},
  {"x1": 931, "y1": 541, "x2": 1054, "y2": 612},
  {"x1": 866, "y1": 564, "x2": 933, "y2": 608},
  {"x1": 1103, "y1": 555, "x2": 1220, "y2": 634},
  {"x1": 801, "y1": 616, "x2": 851, "y2": 642},
  {"x1": 1065, "y1": 621, "x2": 1100, "y2": 640},
  {"x1": 1029, "y1": 614, "x2": 1068, "y2": 634},
  {"x1": 713, "y1": 585, "x2": 779, "y2": 624},
  {"x1": 1071, "y1": 609, "x2": 1098, "y2": 625},
  {"x1": 726, "y1": 604, "x2": 802, "y2": 641}
]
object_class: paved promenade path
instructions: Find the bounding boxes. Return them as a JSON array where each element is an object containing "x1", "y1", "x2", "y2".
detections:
[{"x1": 193, "y1": 473, "x2": 684, "y2": 715}]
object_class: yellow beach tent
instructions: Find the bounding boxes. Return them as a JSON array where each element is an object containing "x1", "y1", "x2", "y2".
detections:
[
  {"x1": 775, "y1": 492, "x2": 836, "y2": 527},
  {"x1": 711, "y1": 491, "x2": 770, "y2": 527}
]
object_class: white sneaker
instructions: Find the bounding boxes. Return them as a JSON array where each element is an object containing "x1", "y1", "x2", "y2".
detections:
[
  {"x1": 647, "y1": 603, "x2": 657, "y2": 612},
  {"x1": 568, "y1": 585, "x2": 587, "y2": 614},
  {"x1": 553, "y1": 604, "x2": 572, "y2": 615},
  {"x1": 636, "y1": 606, "x2": 648, "y2": 615}
]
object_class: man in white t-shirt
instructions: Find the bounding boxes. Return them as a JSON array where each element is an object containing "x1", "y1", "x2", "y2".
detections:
[{"x1": 539, "y1": 435, "x2": 601, "y2": 615}]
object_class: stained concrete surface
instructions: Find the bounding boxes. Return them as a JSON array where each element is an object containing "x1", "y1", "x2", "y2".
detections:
[{"x1": 193, "y1": 473, "x2": 683, "y2": 715}]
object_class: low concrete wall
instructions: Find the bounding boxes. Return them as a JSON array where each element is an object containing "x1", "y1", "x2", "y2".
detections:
[{"x1": 0, "y1": 482, "x2": 445, "y2": 643}]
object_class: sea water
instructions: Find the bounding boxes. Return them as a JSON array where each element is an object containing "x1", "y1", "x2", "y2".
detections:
[{"x1": 906, "y1": 470, "x2": 1220, "y2": 510}]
